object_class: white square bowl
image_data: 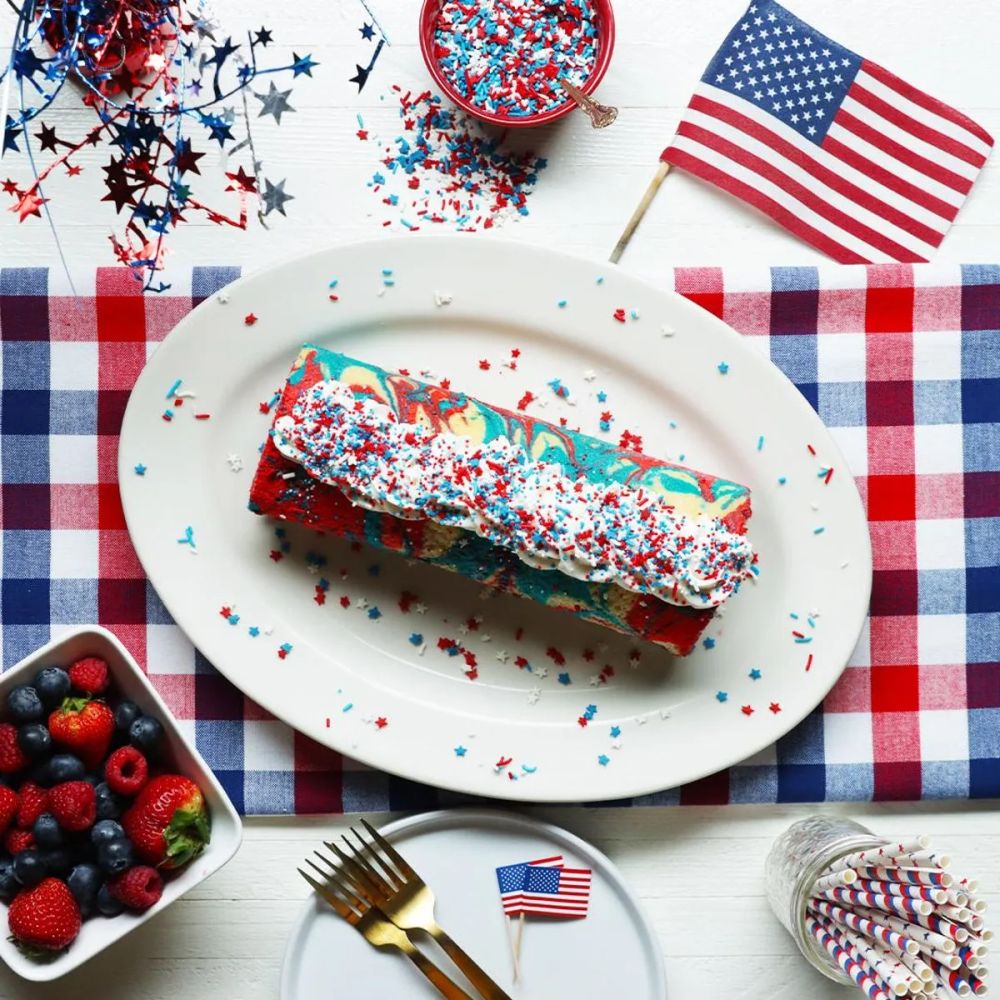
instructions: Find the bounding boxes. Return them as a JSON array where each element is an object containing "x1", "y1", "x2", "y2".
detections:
[{"x1": 0, "y1": 626, "x2": 243, "y2": 981}]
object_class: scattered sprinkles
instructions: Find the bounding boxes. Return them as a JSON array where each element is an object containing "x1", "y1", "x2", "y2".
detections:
[
  {"x1": 597, "y1": 754, "x2": 610, "y2": 767},
  {"x1": 749, "y1": 668, "x2": 762, "y2": 680},
  {"x1": 716, "y1": 690, "x2": 728, "y2": 703},
  {"x1": 717, "y1": 361, "x2": 730, "y2": 375},
  {"x1": 133, "y1": 463, "x2": 147, "y2": 476},
  {"x1": 244, "y1": 313, "x2": 258, "y2": 326},
  {"x1": 177, "y1": 525, "x2": 196, "y2": 551}
]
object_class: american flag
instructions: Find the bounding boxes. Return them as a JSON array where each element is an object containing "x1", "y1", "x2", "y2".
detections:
[
  {"x1": 496, "y1": 855, "x2": 563, "y2": 916},
  {"x1": 496, "y1": 856, "x2": 592, "y2": 918},
  {"x1": 661, "y1": 0, "x2": 993, "y2": 263}
]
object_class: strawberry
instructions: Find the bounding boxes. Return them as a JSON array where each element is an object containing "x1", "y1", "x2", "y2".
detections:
[
  {"x1": 104, "y1": 746, "x2": 148, "y2": 796},
  {"x1": 49, "y1": 781, "x2": 96, "y2": 832},
  {"x1": 108, "y1": 865, "x2": 163, "y2": 912},
  {"x1": 4, "y1": 828, "x2": 34, "y2": 855},
  {"x1": 48, "y1": 697, "x2": 113, "y2": 769},
  {"x1": 0, "y1": 723, "x2": 27, "y2": 774},
  {"x1": 8, "y1": 877, "x2": 81, "y2": 955},
  {"x1": 0, "y1": 787, "x2": 18, "y2": 836},
  {"x1": 68, "y1": 656, "x2": 110, "y2": 695},
  {"x1": 123, "y1": 774, "x2": 210, "y2": 869},
  {"x1": 16, "y1": 782, "x2": 48, "y2": 830}
]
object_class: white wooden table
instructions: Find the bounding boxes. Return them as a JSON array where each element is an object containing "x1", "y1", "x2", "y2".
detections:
[{"x1": 1, "y1": 1, "x2": 998, "y2": 997}]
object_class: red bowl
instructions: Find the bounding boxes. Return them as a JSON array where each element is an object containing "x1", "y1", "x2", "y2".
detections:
[{"x1": 418, "y1": 0, "x2": 616, "y2": 128}]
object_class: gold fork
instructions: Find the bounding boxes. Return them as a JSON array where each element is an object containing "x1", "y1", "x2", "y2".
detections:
[
  {"x1": 326, "y1": 820, "x2": 513, "y2": 1000},
  {"x1": 299, "y1": 853, "x2": 474, "y2": 999}
]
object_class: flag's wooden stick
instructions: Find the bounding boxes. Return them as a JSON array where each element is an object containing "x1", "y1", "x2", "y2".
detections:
[
  {"x1": 609, "y1": 160, "x2": 672, "y2": 263},
  {"x1": 513, "y1": 912, "x2": 525, "y2": 976},
  {"x1": 505, "y1": 914, "x2": 521, "y2": 982}
]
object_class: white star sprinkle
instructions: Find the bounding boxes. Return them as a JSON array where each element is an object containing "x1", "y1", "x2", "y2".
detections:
[
  {"x1": 226, "y1": 453, "x2": 243, "y2": 472},
  {"x1": 496, "y1": 650, "x2": 510, "y2": 664}
]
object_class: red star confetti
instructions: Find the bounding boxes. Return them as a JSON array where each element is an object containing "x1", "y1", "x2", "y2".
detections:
[
  {"x1": 244, "y1": 313, "x2": 259, "y2": 326},
  {"x1": 769, "y1": 702, "x2": 782, "y2": 714},
  {"x1": 741, "y1": 705, "x2": 754, "y2": 716}
]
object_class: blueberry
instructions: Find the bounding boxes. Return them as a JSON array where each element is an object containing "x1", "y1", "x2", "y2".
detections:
[
  {"x1": 40, "y1": 846, "x2": 73, "y2": 876},
  {"x1": 17, "y1": 722, "x2": 51, "y2": 760},
  {"x1": 46, "y1": 753, "x2": 86, "y2": 784},
  {"x1": 12, "y1": 850, "x2": 47, "y2": 887},
  {"x1": 91, "y1": 819, "x2": 125, "y2": 847},
  {"x1": 114, "y1": 700, "x2": 141, "y2": 735},
  {"x1": 96, "y1": 882, "x2": 124, "y2": 917},
  {"x1": 96, "y1": 838, "x2": 133, "y2": 876},
  {"x1": 33, "y1": 666, "x2": 70, "y2": 708},
  {"x1": 6, "y1": 685, "x2": 44, "y2": 723},
  {"x1": 94, "y1": 782, "x2": 124, "y2": 821},
  {"x1": 67, "y1": 863, "x2": 103, "y2": 918},
  {"x1": 0, "y1": 858, "x2": 17, "y2": 902},
  {"x1": 32, "y1": 813, "x2": 62, "y2": 849},
  {"x1": 128, "y1": 715, "x2": 164, "y2": 755}
]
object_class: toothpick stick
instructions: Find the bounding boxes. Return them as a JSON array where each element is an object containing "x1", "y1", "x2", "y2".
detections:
[
  {"x1": 505, "y1": 914, "x2": 521, "y2": 982},
  {"x1": 609, "y1": 160, "x2": 671, "y2": 264},
  {"x1": 513, "y1": 911, "x2": 526, "y2": 973}
]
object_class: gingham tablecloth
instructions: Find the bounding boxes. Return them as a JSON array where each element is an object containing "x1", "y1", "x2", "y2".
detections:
[{"x1": 0, "y1": 263, "x2": 997, "y2": 813}]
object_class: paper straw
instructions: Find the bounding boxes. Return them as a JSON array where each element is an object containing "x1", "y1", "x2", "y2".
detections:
[
  {"x1": 825, "y1": 839, "x2": 930, "y2": 874},
  {"x1": 946, "y1": 889, "x2": 972, "y2": 908},
  {"x1": 852, "y1": 907, "x2": 959, "y2": 953},
  {"x1": 938, "y1": 903, "x2": 973, "y2": 925},
  {"x1": 809, "y1": 899, "x2": 920, "y2": 956},
  {"x1": 878, "y1": 851, "x2": 951, "y2": 870},
  {"x1": 922, "y1": 945, "x2": 961, "y2": 970},
  {"x1": 970, "y1": 915, "x2": 985, "y2": 933},
  {"x1": 820, "y1": 887, "x2": 933, "y2": 918},
  {"x1": 829, "y1": 922, "x2": 915, "y2": 997},
  {"x1": 964, "y1": 938, "x2": 991, "y2": 958},
  {"x1": 814, "y1": 869, "x2": 860, "y2": 892},
  {"x1": 928, "y1": 957, "x2": 972, "y2": 996},
  {"x1": 850, "y1": 866, "x2": 954, "y2": 889},
  {"x1": 966, "y1": 895, "x2": 988, "y2": 914},
  {"x1": 968, "y1": 971, "x2": 988, "y2": 996},
  {"x1": 893, "y1": 945, "x2": 935, "y2": 984},
  {"x1": 808, "y1": 916, "x2": 891, "y2": 1000},
  {"x1": 853, "y1": 879, "x2": 948, "y2": 904}
]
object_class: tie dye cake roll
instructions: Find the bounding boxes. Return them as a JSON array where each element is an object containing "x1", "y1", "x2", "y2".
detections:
[{"x1": 249, "y1": 345, "x2": 756, "y2": 655}]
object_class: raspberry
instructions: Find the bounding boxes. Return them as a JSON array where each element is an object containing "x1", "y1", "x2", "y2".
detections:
[
  {"x1": 0, "y1": 723, "x2": 27, "y2": 774},
  {"x1": 67, "y1": 656, "x2": 110, "y2": 695},
  {"x1": 5, "y1": 828, "x2": 34, "y2": 855},
  {"x1": 16, "y1": 782, "x2": 48, "y2": 830},
  {"x1": 104, "y1": 746, "x2": 148, "y2": 796},
  {"x1": 49, "y1": 781, "x2": 96, "y2": 833},
  {"x1": 108, "y1": 865, "x2": 163, "y2": 912}
]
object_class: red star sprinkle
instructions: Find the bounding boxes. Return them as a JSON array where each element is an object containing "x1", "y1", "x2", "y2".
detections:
[
  {"x1": 340, "y1": 595, "x2": 350, "y2": 608},
  {"x1": 219, "y1": 606, "x2": 231, "y2": 618},
  {"x1": 244, "y1": 313, "x2": 258, "y2": 326},
  {"x1": 514, "y1": 655, "x2": 528, "y2": 669},
  {"x1": 258, "y1": 401, "x2": 270, "y2": 413},
  {"x1": 439, "y1": 378, "x2": 451, "y2": 389},
  {"x1": 374, "y1": 717, "x2": 388, "y2": 729},
  {"x1": 269, "y1": 550, "x2": 283, "y2": 562},
  {"x1": 356, "y1": 129, "x2": 368, "y2": 140},
  {"x1": 510, "y1": 348, "x2": 520, "y2": 358},
  {"x1": 314, "y1": 591, "x2": 326, "y2": 606},
  {"x1": 577, "y1": 716, "x2": 589, "y2": 727},
  {"x1": 465, "y1": 668, "x2": 478, "y2": 681},
  {"x1": 277, "y1": 648, "x2": 288, "y2": 660},
  {"x1": 613, "y1": 308, "x2": 626, "y2": 323},
  {"x1": 546, "y1": 647, "x2": 565, "y2": 665},
  {"x1": 478, "y1": 359, "x2": 490, "y2": 370},
  {"x1": 582, "y1": 649, "x2": 595, "y2": 661},
  {"x1": 769, "y1": 702, "x2": 782, "y2": 714},
  {"x1": 516, "y1": 391, "x2": 535, "y2": 411},
  {"x1": 741, "y1": 705, "x2": 754, "y2": 716}
]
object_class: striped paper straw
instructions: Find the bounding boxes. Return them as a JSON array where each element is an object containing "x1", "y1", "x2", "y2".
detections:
[
  {"x1": 968, "y1": 971, "x2": 989, "y2": 996},
  {"x1": 967, "y1": 895, "x2": 989, "y2": 914},
  {"x1": 814, "y1": 869, "x2": 860, "y2": 892},
  {"x1": 928, "y1": 956, "x2": 972, "y2": 996},
  {"x1": 852, "y1": 879, "x2": 947, "y2": 904},
  {"x1": 825, "y1": 839, "x2": 931, "y2": 874},
  {"x1": 820, "y1": 887, "x2": 933, "y2": 918},
  {"x1": 893, "y1": 945, "x2": 934, "y2": 985},
  {"x1": 964, "y1": 937, "x2": 991, "y2": 957},
  {"x1": 825, "y1": 921, "x2": 910, "y2": 997},
  {"x1": 808, "y1": 899, "x2": 919, "y2": 956},
  {"x1": 808, "y1": 916, "x2": 891, "y2": 1000},
  {"x1": 841, "y1": 929, "x2": 923, "y2": 997},
  {"x1": 851, "y1": 907, "x2": 959, "y2": 953},
  {"x1": 850, "y1": 866, "x2": 953, "y2": 889},
  {"x1": 939, "y1": 902, "x2": 974, "y2": 925},
  {"x1": 876, "y1": 850, "x2": 951, "y2": 870}
]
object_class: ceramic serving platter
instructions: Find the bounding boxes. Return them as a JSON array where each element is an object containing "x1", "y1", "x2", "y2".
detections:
[{"x1": 119, "y1": 236, "x2": 871, "y2": 802}]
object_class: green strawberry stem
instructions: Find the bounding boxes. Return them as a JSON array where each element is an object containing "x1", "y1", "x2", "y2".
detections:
[
  {"x1": 161, "y1": 805, "x2": 211, "y2": 868},
  {"x1": 8, "y1": 935, "x2": 66, "y2": 962}
]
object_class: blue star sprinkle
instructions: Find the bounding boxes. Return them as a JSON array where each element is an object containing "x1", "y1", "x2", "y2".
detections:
[
  {"x1": 133, "y1": 463, "x2": 147, "y2": 476},
  {"x1": 609, "y1": 725, "x2": 621, "y2": 738},
  {"x1": 703, "y1": 637, "x2": 716, "y2": 650},
  {"x1": 717, "y1": 361, "x2": 730, "y2": 375},
  {"x1": 454, "y1": 745, "x2": 467, "y2": 757},
  {"x1": 248, "y1": 626, "x2": 260, "y2": 637},
  {"x1": 557, "y1": 672, "x2": 571, "y2": 686},
  {"x1": 749, "y1": 668, "x2": 762, "y2": 680},
  {"x1": 597, "y1": 754, "x2": 610, "y2": 767},
  {"x1": 716, "y1": 691, "x2": 728, "y2": 703},
  {"x1": 409, "y1": 633, "x2": 424, "y2": 646}
]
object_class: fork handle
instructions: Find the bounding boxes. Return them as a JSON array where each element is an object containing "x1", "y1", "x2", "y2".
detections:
[
  {"x1": 396, "y1": 934, "x2": 476, "y2": 999},
  {"x1": 429, "y1": 924, "x2": 514, "y2": 1000}
]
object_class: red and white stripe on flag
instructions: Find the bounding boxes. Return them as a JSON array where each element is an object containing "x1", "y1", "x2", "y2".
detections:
[
  {"x1": 661, "y1": 0, "x2": 993, "y2": 264},
  {"x1": 516, "y1": 866, "x2": 593, "y2": 918}
]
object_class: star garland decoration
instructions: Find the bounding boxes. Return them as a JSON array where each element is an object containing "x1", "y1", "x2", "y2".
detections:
[{"x1": 0, "y1": 0, "x2": 316, "y2": 290}]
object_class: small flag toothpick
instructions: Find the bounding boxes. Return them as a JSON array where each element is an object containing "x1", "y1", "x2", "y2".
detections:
[{"x1": 496, "y1": 855, "x2": 592, "y2": 982}]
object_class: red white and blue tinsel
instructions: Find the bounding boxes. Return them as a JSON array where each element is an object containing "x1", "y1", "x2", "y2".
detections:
[{"x1": 0, "y1": 0, "x2": 317, "y2": 290}]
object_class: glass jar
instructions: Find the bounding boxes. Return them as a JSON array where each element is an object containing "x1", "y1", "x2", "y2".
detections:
[{"x1": 765, "y1": 816, "x2": 888, "y2": 983}]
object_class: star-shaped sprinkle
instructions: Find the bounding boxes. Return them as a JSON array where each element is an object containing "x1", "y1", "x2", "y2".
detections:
[
  {"x1": 244, "y1": 313, "x2": 258, "y2": 325},
  {"x1": 454, "y1": 745, "x2": 467, "y2": 756},
  {"x1": 741, "y1": 704, "x2": 754, "y2": 716},
  {"x1": 749, "y1": 668, "x2": 762, "y2": 680},
  {"x1": 716, "y1": 691, "x2": 728, "y2": 702},
  {"x1": 527, "y1": 689, "x2": 540, "y2": 704},
  {"x1": 133, "y1": 463, "x2": 147, "y2": 476},
  {"x1": 703, "y1": 637, "x2": 716, "y2": 650},
  {"x1": 557, "y1": 672, "x2": 571, "y2": 685},
  {"x1": 248, "y1": 626, "x2": 260, "y2": 637},
  {"x1": 610, "y1": 725, "x2": 621, "y2": 738},
  {"x1": 597, "y1": 754, "x2": 610, "y2": 767},
  {"x1": 769, "y1": 702, "x2": 782, "y2": 714},
  {"x1": 374, "y1": 716, "x2": 388, "y2": 729},
  {"x1": 718, "y1": 361, "x2": 730, "y2": 374},
  {"x1": 535, "y1": 667, "x2": 548, "y2": 680},
  {"x1": 495, "y1": 650, "x2": 510, "y2": 664}
]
